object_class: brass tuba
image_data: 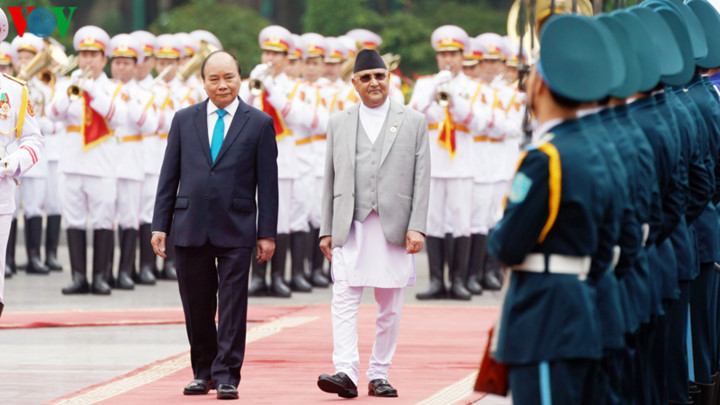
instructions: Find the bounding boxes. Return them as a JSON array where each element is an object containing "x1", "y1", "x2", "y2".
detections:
[
  {"x1": 17, "y1": 39, "x2": 75, "y2": 84},
  {"x1": 178, "y1": 40, "x2": 218, "y2": 82},
  {"x1": 506, "y1": 0, "x2": 594, "y2": 63}
]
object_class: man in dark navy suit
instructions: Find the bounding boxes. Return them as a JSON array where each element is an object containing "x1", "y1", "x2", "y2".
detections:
[{"x1": 151, "y1": 50, "x2": 278, "y2": 400}]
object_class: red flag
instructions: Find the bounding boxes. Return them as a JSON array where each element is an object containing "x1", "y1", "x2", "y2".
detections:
[
  {"x1": 82, "y1": 92, "x2": 112, "y2": 151},
  {"x1": 260, "y1": 91, "x2": 292, "y2": 140},
  {"x1": 437, "y1": 106, "x2": 456, "y2": 159}
]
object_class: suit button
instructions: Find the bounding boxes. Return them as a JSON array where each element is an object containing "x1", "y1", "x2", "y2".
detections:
[{"x1": 210, "y1": 171, "x2": 215, "y2": 176}]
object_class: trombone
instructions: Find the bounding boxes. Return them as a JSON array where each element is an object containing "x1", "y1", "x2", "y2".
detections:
[{"x1": 250, "y1": 62, "x2": 273, "y2": 97}]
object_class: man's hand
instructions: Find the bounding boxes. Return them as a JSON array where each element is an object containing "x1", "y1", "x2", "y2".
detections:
[
  {"x1": 406, "y1": 230, "x2": 425, "y2": 254},
  {"x1": 151, "y1": 231, "x2": 167, "y2": 258},
  {"x1": 256, "y1": 238, "x2": 275, "y2": 264},
  {"x1": 319, "y1": 236, "x2": 333, "y2": 262}
]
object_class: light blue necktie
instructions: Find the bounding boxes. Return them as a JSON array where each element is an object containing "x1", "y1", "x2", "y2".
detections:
[{"x1": 211, "y1": 109, "x2": 227, "y2": 162}]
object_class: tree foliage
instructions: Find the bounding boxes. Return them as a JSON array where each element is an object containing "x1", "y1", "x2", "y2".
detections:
[
  {"x1": 149, "y1": 0, "x2": 270, "y2": 74},
  {"x1": 302, "y1": 0, "x2": 509, "y2": 75}
]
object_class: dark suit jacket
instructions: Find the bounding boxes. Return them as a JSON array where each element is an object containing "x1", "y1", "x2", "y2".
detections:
[{"x1": 152, "y1": 97, "x2": 278, "y2": 248}]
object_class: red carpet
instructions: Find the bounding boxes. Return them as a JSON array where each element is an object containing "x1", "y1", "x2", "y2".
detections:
[
  {"x1": 0, "y1": 305, "x2": 307, "y2": 329},
  {"x1": 47, "y1": 304, "x2": 498, "y2": 404}
]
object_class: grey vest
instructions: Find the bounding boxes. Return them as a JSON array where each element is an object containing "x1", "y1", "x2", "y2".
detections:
[{"x1": 353, "y1": 114, "x2": 389, "y2": 222}]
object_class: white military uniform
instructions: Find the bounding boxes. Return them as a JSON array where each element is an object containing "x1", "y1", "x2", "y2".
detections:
[{"x1": 0, "y1": 72, "x2": 44, "y2": 304}]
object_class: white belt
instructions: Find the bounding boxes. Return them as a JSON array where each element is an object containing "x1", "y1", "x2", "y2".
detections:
[
  {"x1": 512, "y1": 253, "x2": 591, "y2": 280},
  {"x1": 641, "y1": 223, "x2": 650, "y2": 247}
]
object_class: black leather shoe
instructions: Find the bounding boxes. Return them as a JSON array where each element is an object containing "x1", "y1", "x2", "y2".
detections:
[
  {"x1": 183, "y1": 379, "x2": 212, "y2": 395},
  {"x1": 368, "y1": 379, "x2": 398, "y2": 397},
  {"x1": 216, "y1": 383, "x2": 238, "y2": 400},
  {"x1": 317, "y1": 372, "x2": 358, "y2": 398}
]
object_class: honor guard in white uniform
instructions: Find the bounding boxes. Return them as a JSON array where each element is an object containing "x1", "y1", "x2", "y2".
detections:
[
  {"x1": 285, "y1": 34, "x2": 305, "y2": 81},
  {"x1": 48, "y1": 26, "x2": 127, "y2": 296},
  {"x1": 109, "y1": 34, "x2": 158, "y2": 290},
  {"x1": 11, "y1": 34, "x2": 52, "y2": 275},
  {"x1": 165, "y1": 34, "x2": 202, "y2": 108},
  {"x1": 0, "y1": 8, "x2": 45, "y2": 317},
  {"x1": 296, "y1": 32, "x2": 331, "y2": 289},
  {"x1": 476, "y1": 32, "x2": 507, "y2": 85},
  {"x1": 131, "y1": 30, "x2": 161, "y2": 285},
  {"x1": 241, "y1": 25, "x2": 315, "y2": 297},
  {"x1": 0, "y1": 41, "x2": 18, "y2": 279},
  {"x1": 175, "y1": 32, "x2": 204, "y2": 98},
  {"x1": 410, "y1": 25, "x2": 483, "y2": 301}
]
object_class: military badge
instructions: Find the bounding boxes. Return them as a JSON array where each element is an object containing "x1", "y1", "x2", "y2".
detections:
[
  {"x1": 27, "y1": 101, "x2": 34, "y2": 117},
  {"x1": 0, "y1": 93, "x2": 9, "y2": 120},
  {"x1": 508, "y1": 172, "x2": 532, "y2": 203}
]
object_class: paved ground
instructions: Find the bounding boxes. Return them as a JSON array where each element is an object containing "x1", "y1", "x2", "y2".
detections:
[{"x1": 1, "y1": 227, "x2": 511, "y2": 404}]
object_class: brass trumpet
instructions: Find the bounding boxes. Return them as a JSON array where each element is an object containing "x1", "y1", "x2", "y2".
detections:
[
  {"x1": 435, "y1": 66, "x2": 452, "y2": 108},
  {"x1": 178, "y1": 40, "x2": 218, "y2": 82},
  {"x1": 249, "y1": 62, "x2": 273, "y2": 97},
  {"x1": 154, "y1": 65, "x2": 174, "y2": 85},
  {"x1": 17, "y1": 39, "x2": 75, "y2": 83},
  {"x1": 67, "y1": 70, "x2": 93, "y2": 101}
]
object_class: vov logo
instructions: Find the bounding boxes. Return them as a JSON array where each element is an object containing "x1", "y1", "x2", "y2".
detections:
[{"x1": 5, "y1": 7, "x2": 77, "y2": 38}]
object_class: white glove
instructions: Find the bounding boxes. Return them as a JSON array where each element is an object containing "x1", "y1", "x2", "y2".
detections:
[
  {"x1": 433, "y1": 70, "x2": 453, "y2": 89},
  {"x1": 249, "y1": 64, "x2": 270, "y2": 80},
  {"x1": 0, "y1": 154, "x2": 19, "y2": 178},
  {"x1": 81, "y1": 77, "x2": 97, "y2": 97},
  {"x1": 38, "y1": 117, "x2": 55, "y2": 135}
]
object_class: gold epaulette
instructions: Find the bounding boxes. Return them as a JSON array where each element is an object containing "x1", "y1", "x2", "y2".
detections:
[{"x1": 3, "y1": 73, "x2": 26, "y2": 86}]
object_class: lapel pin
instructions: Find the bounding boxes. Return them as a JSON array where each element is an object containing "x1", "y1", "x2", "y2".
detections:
[{"x1": 390, "y1": 123, "x2": 398, "y2": 133}]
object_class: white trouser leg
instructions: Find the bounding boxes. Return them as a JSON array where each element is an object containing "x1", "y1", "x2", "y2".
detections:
[
  {"x1": 277, "y1": 179, "x2": 293, "y2": 234},
  {"x1": 447, "y1": 178, "x2": 473, "y2": 237},
  {"x1": 426, "y1": 178, "x2": 447, "y2": 238},
  {"x1": 332, "y1": 280, "x2": 364, "y2": 386},
  {"x1": 488, "y1": 180, "x2": 510, "y2": 229},
  {"x1": 116, "y1": 178, "x2": 142, "y2": 229},
  {"x1": 471, "y1": 182, "x2": 493, "y2": 235},
  {"x1": 60, "y1": 174, "x2": 89, "y2": 229},
  {"x1": 0, "y1": 214, "x2": 11, "y2": 304},
  {"x1": 45, "y1": 161, "x2": 61, "y2": 216},
  {"x1": 86, "y1": 176, "x2": 117, "y2": 230},
  {"x1": 367, "y1": 287, "x2": 405, "y2": 382},
  {"x1": 310, "y1": 177, "x2": 323, "y2": 228},
  {"x1": 289, "y1": 176, "x2": 312, "y2": 233},
  {"x1": 20, "y1": 177, "x2": 47, "y2": 218},
  {"x1": 140, "y1": 174, "x2": 158, "y2": 225}
]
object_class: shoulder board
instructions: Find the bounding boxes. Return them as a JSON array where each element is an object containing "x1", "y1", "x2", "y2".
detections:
[{"x1": 3, "y1": 73, "x2": 26, "y2": 86}]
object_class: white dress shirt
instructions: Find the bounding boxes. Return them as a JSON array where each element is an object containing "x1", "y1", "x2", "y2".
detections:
[
  {"x1": 358, "y1": 97, "x2": 390, "y2": 144},
  {"x1": 206, "y1": 97, "x2": 240, "y2": 145}
]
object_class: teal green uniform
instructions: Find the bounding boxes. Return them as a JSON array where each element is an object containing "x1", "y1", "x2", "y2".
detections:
[{"x1": 489, "y1": 118, "x2": 612, "y2": 404}]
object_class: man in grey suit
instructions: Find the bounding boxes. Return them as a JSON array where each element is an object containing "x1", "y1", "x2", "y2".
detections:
[{"x1": 316, "y1": 49, "x2": 430, "y2": 399}]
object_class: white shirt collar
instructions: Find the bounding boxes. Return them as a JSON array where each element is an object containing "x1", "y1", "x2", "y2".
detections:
[
  {"x1": 534, "y1": 118, "x2": 564, "y2": 141},
  {"x1": 576, "y1": 106, "x2": 604, "y2": 118},
  {"x1": 359, "y1": 97, "x2": 390, "y2": 116},
  {"x1": 207, "y1": 96, "x2": 239, "y2": 117}
]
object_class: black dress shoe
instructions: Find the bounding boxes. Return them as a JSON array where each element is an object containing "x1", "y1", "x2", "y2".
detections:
[
  {"x1": 368, "y1": 379, "x2": 398, "y2": 397},
  {"x1": 216, "y1": 383, "x2": 238, "y2": 400},
  {"x1": 183, "y1": 379, "x2": 212, "y2": 395},
  {"x1": 317, "y1": 372, "x2": 358, "y2": 398}
]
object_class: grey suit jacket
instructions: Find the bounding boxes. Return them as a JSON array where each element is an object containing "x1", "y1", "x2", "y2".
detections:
[{"x1": 320, "y1": 99, "x2": 431, "y2": 247}]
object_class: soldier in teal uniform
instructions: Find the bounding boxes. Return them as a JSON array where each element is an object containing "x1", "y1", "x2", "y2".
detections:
[{"x1": 488, "y1": 14, "x2": 617, "y2": 404}]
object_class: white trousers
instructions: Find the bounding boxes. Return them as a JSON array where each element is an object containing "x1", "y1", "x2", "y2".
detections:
[
  {"x1": 116, "y1": 178, "x2": 143, "y2": 229},
  {"x1": 277, "y1": 179, "x2": 292, "y2": 234},
  {"x1": 427, "y1": 177, "x2": 473, "y2": 238},
  {"x1": 19, "y1": 177, "x2": 46, "y2": 218},
  {"x1": 0, "y1": 214, "x2": 12, "y2": 303},
  {"x1": 45, "y1": 161, "x2": 61, "y2": 216},
  {"x1": 471, "y1": 182, "x2": 494, "y2": 235},
  {"x1": 59, "y1": 173, "x2": 117, "y2": 230},
  {"x1": 310, "y1": 177, "x2": 323, "y2": 229},
  {"x1": 331, "y1": 280, "x2": 405, "y2": 386},
  {"x1": 140, "y1": 173, "x2": 159, "y2": 225},
  {"x1": 289, "y1": 175, "x2": 312, "y2": 233},
  {"x1": 488, "y1": 180, "x2": 510, "y2": 229}
]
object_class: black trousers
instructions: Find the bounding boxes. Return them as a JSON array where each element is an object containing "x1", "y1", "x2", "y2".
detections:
[{"x1": 176, "y1": 243, "x2": 252, "y2": 386}]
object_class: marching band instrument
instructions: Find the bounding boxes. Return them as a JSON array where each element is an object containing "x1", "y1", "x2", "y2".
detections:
[
  {"x1": 250, "y1": 62, "x2": 273, "y2": 97},
  {"x1": 507, "y1": 0, "x2": 593, "y2": 64},
  {"x1": 154, "y1": 65, "x2": 174, "y2": 85},
  {"x1": 17, "y1": 39, "x2": 75, "y2": 82},
  {"x1": 67, "y1": 70, "x2": 93, "y2": 101},
  {"x1": 435, "y1": 66, "x2": 452, "y2": 108},
  {"x1": 178, "y1": 40, "x2": 218, "y2": 82},
  {"x1": 381, "y1": 53, "x2": 401, "y2": 71}
]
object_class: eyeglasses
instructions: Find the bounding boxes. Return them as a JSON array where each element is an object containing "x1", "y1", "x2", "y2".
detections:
[{"x1": 356, "y1": 72, "x2": 387, "y2": 83}]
